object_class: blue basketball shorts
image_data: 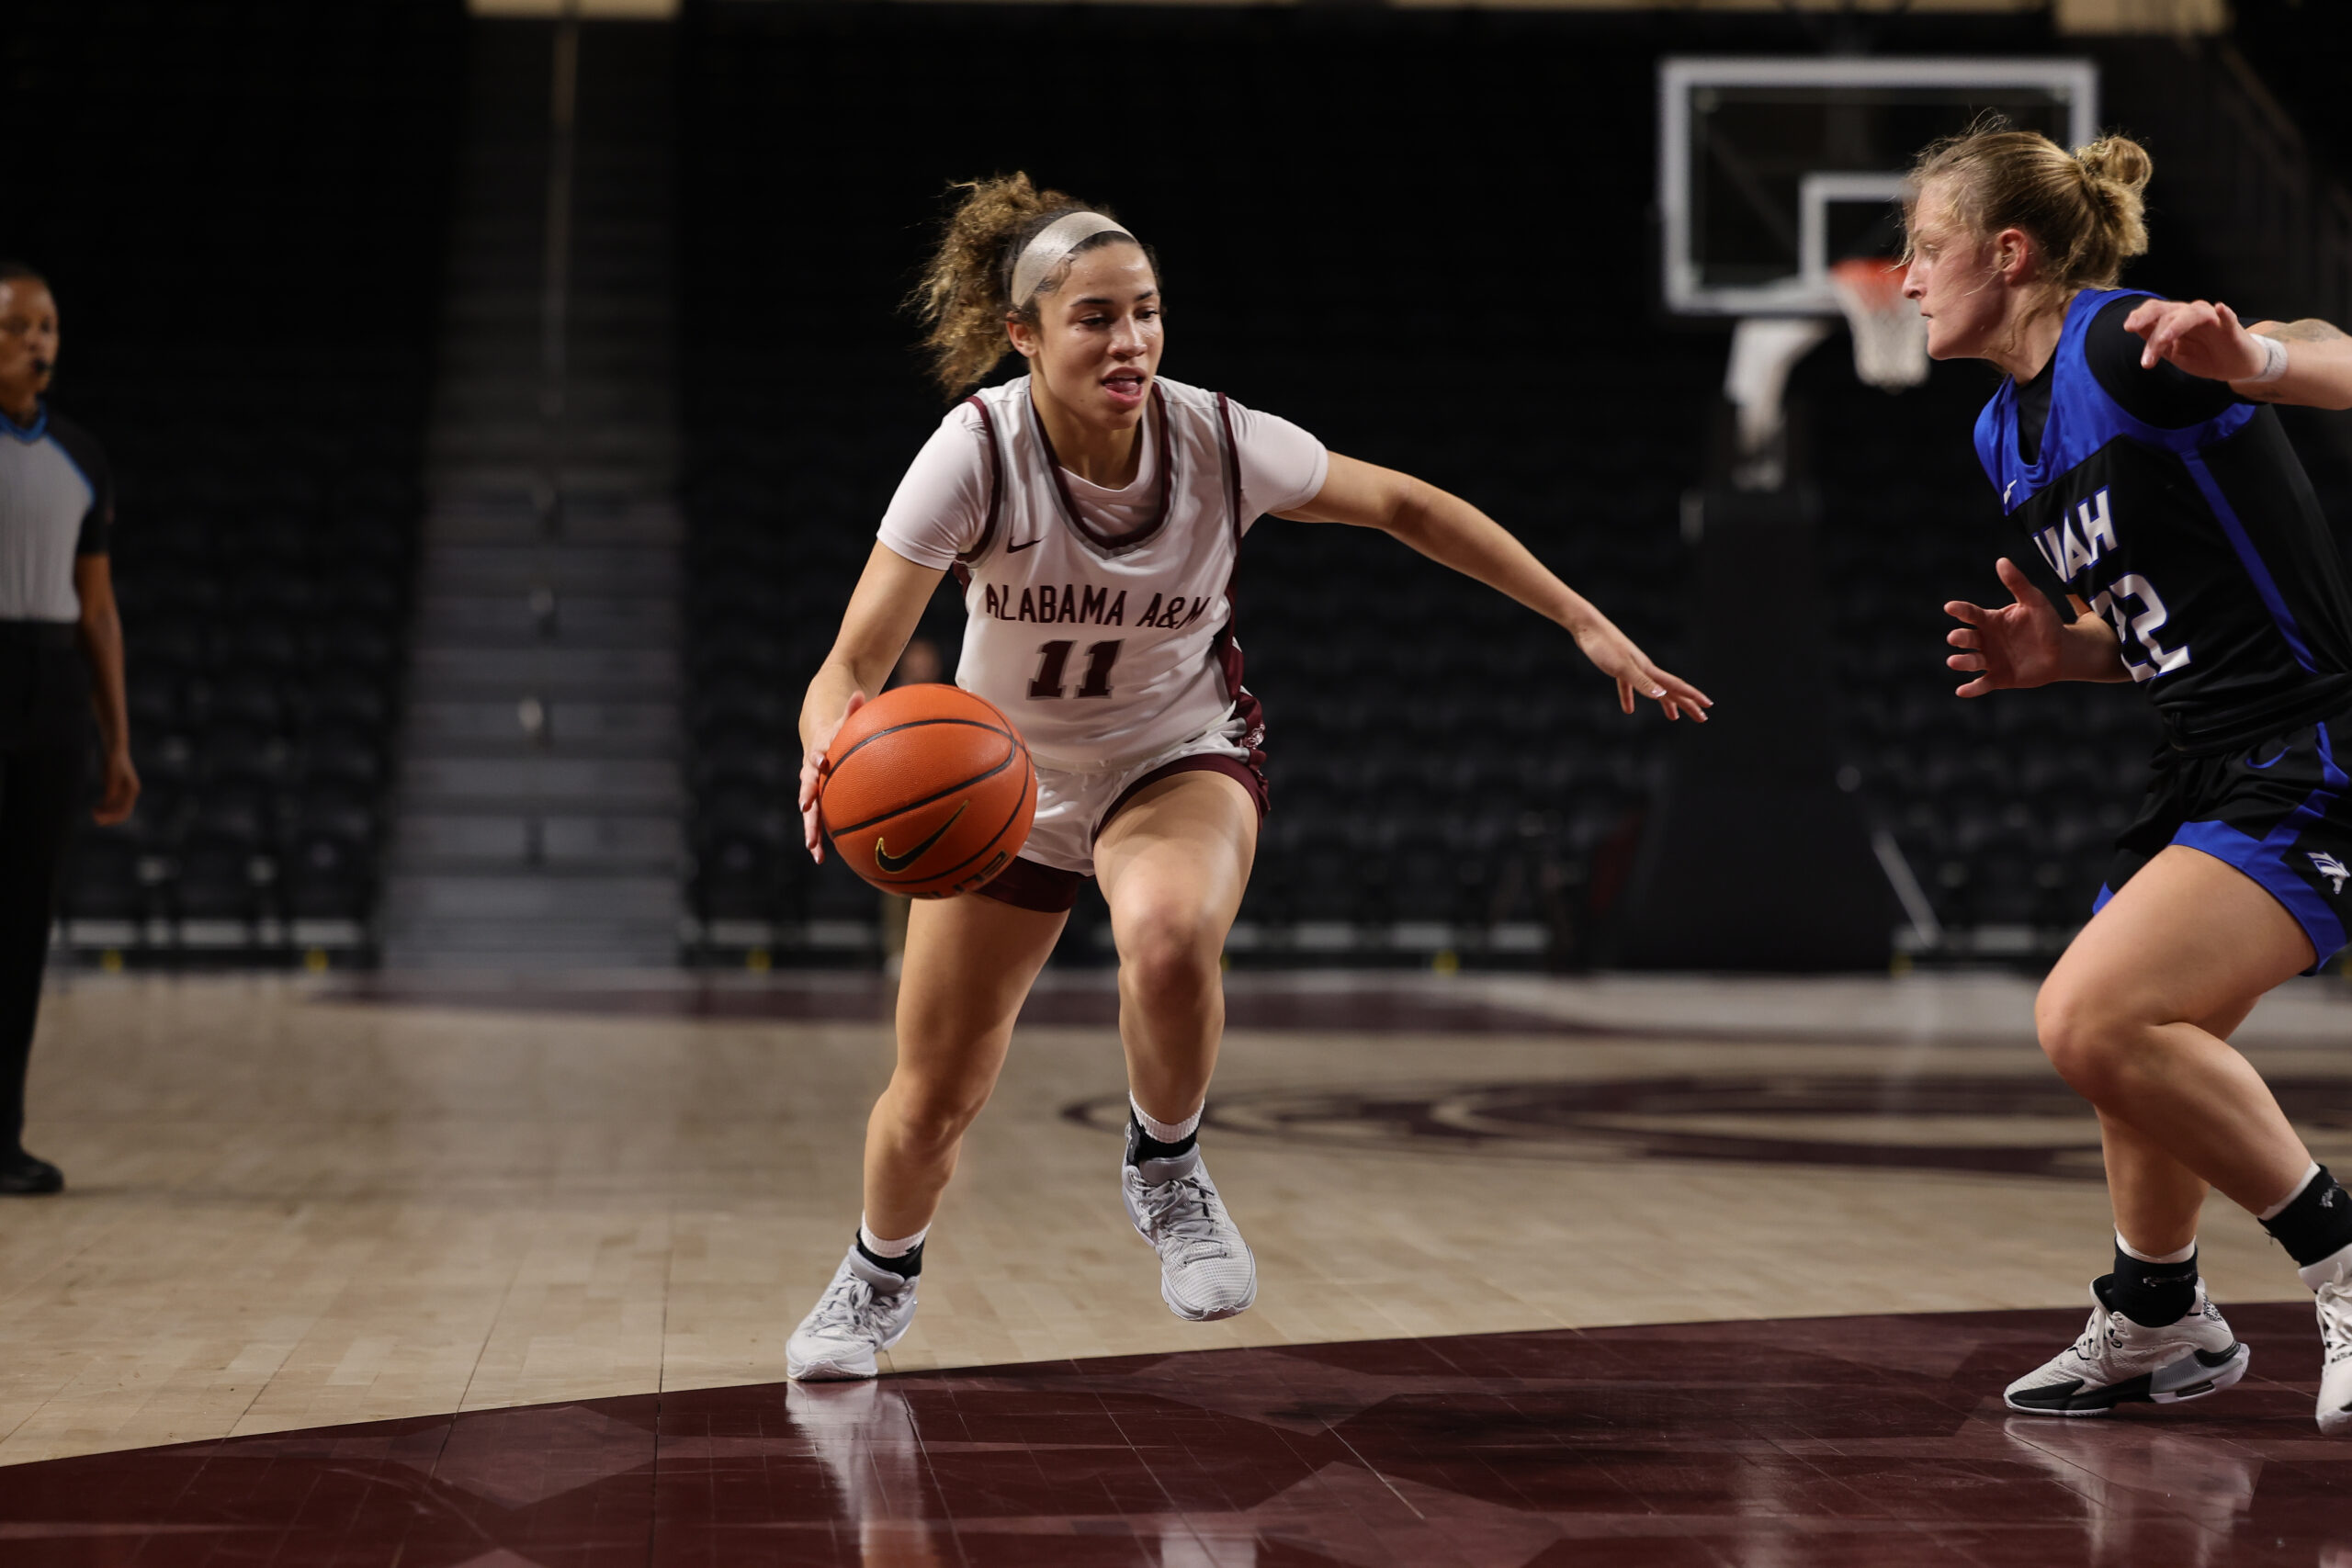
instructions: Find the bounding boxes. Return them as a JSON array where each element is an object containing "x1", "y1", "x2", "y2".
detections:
[{"x1": 2098, "y1": 712, "x2": 2352, "y2": 973}]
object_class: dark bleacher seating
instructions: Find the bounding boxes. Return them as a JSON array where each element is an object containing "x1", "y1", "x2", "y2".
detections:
[
  {"x1": 673, "y1": 3, "x2": 2334, "y2": 965},
  {"x1": 673, "y1": 3, "x2": 1733, "y2": 964},
  {"x1": 10, "y1": 0, "x2": 462, "y2": 960}
]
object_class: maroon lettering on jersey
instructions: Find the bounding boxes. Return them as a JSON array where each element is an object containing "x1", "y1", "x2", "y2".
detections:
[{"x1": 1148, "y1": 588, "x2": 1190, "y2": 629}]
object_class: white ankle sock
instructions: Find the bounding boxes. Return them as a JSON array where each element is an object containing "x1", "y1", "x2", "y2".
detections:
[
  {"x1": 858, "y1": 1217, "x2": 929, "y2": 1258},
  {"x1": 2261, "y1": 1162, "x2": 2324, "y2": 1223},
  {"x1": 1131, "y1": 1095, "x2": 1202, "y2": 1145},
  {"x1": 2116, "y1": 1229, "x2": 2196, "y2": 1266}
]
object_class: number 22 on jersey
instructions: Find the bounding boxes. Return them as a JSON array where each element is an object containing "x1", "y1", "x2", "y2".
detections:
[
  {"x1": 2091, "y1": 572, "x2": 2190, "y2": 682},
  {"x1": 1030, "y1": 638, "x2": 1124, "y2": 699}
]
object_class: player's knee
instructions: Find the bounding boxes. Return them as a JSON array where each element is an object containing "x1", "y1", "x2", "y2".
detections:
[
  {"x1": 884, "y1": 1075, "x2": 990, "y2": 1152},
  {"x1": 2033, "y1": 983, "x2": 2135, "y2": 1100},
  {"x1": 1117, "y1": 909, "x2": 1221, "y2": 1011}
]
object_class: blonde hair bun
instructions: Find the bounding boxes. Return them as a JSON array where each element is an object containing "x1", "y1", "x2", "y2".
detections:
[{"x1": 2076, "y1": 135, "x2": 2153, "y2": 196}]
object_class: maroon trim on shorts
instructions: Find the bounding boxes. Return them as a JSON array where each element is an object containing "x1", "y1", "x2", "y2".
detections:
[
  {"x1": 975, "y1": 854, "x2": 1085, "y2": 913},
  {"x1": 974, "y1": 747, "x2": 1272, "y2": 916},
  {"x1": 1093, "y1": 752, "x2": 1269, "y2": 844}
]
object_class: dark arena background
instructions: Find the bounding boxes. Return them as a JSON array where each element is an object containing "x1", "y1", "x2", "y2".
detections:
[{"x1": 5, "y1": 0, "x2": 2352, "y2": 1562}]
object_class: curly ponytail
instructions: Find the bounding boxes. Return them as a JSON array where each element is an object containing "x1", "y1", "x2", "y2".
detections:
[
  {"x1": 911, "y1": 173, "x2": 1150, "y2": 397},
  {"x1": 1906, "y1": 120, "x2": 2152, "y2": 290}
]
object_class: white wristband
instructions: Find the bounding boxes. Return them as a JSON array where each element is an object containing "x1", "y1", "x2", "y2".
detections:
[{"x1": 2248, "y1": 333, "x2": 2290, "y2": 385}]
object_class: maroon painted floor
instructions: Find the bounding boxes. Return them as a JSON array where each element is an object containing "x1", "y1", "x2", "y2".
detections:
[{"x1": 4, "y1": 1304, "x2": 2348, "y2": 1566}]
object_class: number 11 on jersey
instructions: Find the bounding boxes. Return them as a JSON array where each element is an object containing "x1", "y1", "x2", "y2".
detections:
[{"x1": 1030, "y1": 638, "x2": 1123, "y2": 699}]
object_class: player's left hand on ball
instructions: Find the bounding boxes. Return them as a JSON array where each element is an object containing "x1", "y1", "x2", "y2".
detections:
[
  {"x1": 797, "y1": 690, "x2": 868, "y2": 863},
  {"x1": 1573, "y1": 619, "x2": 1712, "y2": 722},
  {"x1": 2123, "y1": 297, "x2": 2267, "y2": 382}
]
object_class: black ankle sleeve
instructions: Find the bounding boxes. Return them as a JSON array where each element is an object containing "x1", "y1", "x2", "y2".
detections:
[
  {"x1": 855, "y1": 1233, "x2": 923, "y2": 1279},
  {"x1": 2261, "y1": 1166, "x2": 2352, "y2": 1269},
  {"x1": 2105, "y1": 1242, "x2": 2199, "y2": 1327},
  {"x1": 1125, "y1": 1111, "x2": 1198, "y2": 1166}
]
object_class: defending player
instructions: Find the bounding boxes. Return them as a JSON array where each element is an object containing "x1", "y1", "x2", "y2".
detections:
[
  {"x1": 783, "y1": 175, "x2": 1710, "y2": 1379},
  {"x1": 1905, "y1": 124, "x2": 2352, "y2": 1431}
]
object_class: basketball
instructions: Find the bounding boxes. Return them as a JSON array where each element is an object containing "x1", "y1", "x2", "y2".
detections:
[{"x1": 819, "y1": 684, "x2": 1037, "y2": 898}]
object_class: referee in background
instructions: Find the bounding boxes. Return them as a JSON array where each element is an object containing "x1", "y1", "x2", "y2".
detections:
[{"x1": 0, "y1": 262, "x2": 136, "y2": 1195}]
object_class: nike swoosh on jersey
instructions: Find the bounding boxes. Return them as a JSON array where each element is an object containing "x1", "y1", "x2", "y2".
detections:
[
  {"x1": 1006, "y1": 536, "x2": 1042, "y2": 553},
  {"x1": 875, "y1": 800, "x2": 969, "y2": 874}
]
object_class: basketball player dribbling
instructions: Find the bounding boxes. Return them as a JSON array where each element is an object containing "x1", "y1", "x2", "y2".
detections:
[
  {"x1": 783, "y1": 175, "x2": 1711, "y2": 1379},
  {"x1": 1905, "y1": 124, "x2": 2352, "y2": 1431}
]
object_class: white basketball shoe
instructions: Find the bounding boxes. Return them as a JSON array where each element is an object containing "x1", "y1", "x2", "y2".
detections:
[
  {"x1": 1122, "y1": 1144, "x2": 1258, "y2": 1323},
  {"x1": 786, "y1": 1248, "x2": 919, "y2": 1382},
  {"x1": 2005, "y1": 1280, "x2": 2249, "y2": 1417},
  {"x1": 2302, "y1": 1243, "x2": 2352, "y2": 1436}
]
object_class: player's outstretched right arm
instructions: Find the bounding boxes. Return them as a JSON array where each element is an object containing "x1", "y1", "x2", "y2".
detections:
[
  {"x1": 797, "y1": 542, "x2": 946, "y2": 861},
  {"x1": 1944, "y1": 558, "x2": 2129, "y2": 696},
  {"x1": 2122, "y1": 298, "x2": 2352, "y2": 411},
  {"x1": 1277, "y1": 454, "x2": 1712, "y2": 721}
]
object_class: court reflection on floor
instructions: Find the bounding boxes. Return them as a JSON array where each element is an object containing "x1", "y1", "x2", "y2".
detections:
[
  {"x1": 2001, "y1": 1419, "x2": 2258, "y2": 1568},
  {"x1": 789, "y1": 1381, "x2": 1266, "y2": 1567},
  {"x1": 790, "y1": 1382, "x2": 946, "y2": 1568}
]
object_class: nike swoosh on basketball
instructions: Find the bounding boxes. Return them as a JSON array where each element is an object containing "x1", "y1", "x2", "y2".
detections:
[
  {"x1": 875, "y1": 800, "x2": 969, "y2": 874},
  {"x1": 1006, "y1": 536, "x2": 1042, "y2": 553}
]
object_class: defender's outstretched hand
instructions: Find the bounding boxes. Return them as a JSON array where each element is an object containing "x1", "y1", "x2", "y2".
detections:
[
  {"x1": 797, "y1": 689, "x2": 867, "y2": 862},
  {"x1": 1944, "y1": 558, "x2": 2074, "y2": 696},
  {"x1": 2122, "y1": 298, "x2": 2268, "y2": 382},
  {"x1": 1572, "y1": 615, "x2": 1713, "y2": 721},
  {"x1": 2123, "y1": 298, "x2": 2352, "y2": 409}
]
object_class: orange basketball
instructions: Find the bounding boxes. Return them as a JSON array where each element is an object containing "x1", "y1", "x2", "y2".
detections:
[{"x1": 818, "y1": 684, "x2": 1037, "y2": 898}]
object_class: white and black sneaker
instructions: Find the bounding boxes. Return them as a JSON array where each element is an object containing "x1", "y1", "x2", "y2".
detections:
[
  {"x1": 2005, "y1": 1280, "x2": 2249, "y2": 1417},
  {"x1": 2302, "y1": 1242, "x2": 2352, "y2": 1436},
  {"x1": 1122, "y1": 1145, "x2": 1257, "y2": 1323},
  {"x1": 786, "y1": 1248, "x2": 919, "y2": 1382}
]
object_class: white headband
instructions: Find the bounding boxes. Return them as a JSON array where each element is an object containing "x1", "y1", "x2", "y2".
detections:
[{"x1": 1009, "y1": 210, "x2": 1136, "y2": 305}]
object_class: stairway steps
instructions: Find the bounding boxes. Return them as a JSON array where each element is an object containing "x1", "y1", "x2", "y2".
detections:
[{"x1": 382, "y1": 17, "x2": 684, "y2": 972}]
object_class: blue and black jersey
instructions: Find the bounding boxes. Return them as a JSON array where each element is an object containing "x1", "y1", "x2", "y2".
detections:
[{"x1": 1975, "y1": 288, "x2": 2352, "y2": 754}]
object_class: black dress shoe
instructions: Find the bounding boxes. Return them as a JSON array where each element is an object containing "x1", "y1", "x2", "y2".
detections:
[{"x1": 0, "y1": 1152, "x2": 64, "y2": 1195}]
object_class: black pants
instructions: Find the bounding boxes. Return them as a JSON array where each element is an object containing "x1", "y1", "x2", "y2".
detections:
[{"x1": 0, "y1": 745, "x2": 80, "y2": 1156}]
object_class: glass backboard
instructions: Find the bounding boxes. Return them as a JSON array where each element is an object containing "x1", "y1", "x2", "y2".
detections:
[{"x1": 1659, "y1": 57, "x2": 2099, "y2": 318}]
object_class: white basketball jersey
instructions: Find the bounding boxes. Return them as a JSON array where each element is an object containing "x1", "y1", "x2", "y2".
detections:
[{"x1": 953, "y1": 376, "x2": 1253, "y2": 772}]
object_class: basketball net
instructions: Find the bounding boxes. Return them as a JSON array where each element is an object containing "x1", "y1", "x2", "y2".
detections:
[{"x1": 1829, "y1": 257, "x2": 1928, "y2": 391}]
